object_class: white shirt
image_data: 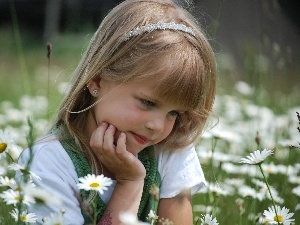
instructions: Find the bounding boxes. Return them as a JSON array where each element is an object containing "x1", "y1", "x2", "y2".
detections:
[{"x1": 18, "y1": 138, "x2": 206, "y2": 225}]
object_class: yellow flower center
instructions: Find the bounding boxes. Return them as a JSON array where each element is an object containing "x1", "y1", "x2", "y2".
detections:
[
  {"x1": 89, "y1": 182, "x2": 100, "y2": 188},
  {"x1": 15, "y1": 196, "x2": 20, "y2": 201},
  {"x1": 274, "y1": 215, "x2": 282, "y2": 222},
  {"x1": 0, "y1": 143, "x2": 7, "y2": 153},
  {"x1": 20, "y1": 215, "x2": 27, "y2": 221}
]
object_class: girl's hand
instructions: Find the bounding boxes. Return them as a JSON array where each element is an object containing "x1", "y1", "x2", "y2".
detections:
[{"x1": 90, "y1": 122, "x2": 146, "y2": 183}]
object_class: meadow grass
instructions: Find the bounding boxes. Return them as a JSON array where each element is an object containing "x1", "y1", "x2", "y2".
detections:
[{"x1": 0, "y1": 26, "x2": 299, "y2": 224}]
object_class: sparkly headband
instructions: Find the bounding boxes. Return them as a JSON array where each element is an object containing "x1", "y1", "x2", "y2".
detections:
[{"x1": 123, "y1": 22, "x2": 196, "y2": 41}]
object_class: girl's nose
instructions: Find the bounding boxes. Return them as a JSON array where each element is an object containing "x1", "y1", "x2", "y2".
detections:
[{"x1": 145, "y1": 115, "x2": 165, "y2": 133}]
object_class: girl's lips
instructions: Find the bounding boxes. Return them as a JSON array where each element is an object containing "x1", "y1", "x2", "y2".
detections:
[{"x1": 131, "y1": 132, "x2": 150, "y2": 145}]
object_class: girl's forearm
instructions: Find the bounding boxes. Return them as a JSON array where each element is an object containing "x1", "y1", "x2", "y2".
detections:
[{"x1": 98, "y1": 180, "x2": 144, "y2": 225}]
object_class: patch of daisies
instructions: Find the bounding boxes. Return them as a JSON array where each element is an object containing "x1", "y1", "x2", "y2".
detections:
[
  {"x1": 194, "y1": 81, "x2": 299, "y2": 224},
  {"x1": 1, "y1": 83, "x2": 299, "y2": 224}
]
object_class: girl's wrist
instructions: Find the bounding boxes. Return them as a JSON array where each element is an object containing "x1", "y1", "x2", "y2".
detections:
[{"x1": 116, "y1": 178, "x2": 145, "y2": 186}]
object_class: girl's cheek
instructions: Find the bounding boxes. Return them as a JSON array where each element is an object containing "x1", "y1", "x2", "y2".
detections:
[{"x1": 164, "y1": 125, "x2": 174, "y2": 138}]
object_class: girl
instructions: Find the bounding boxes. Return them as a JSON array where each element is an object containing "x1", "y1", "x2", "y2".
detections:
[{"x1": 19, "y1": 0, "x2": 216, "y2": 224}]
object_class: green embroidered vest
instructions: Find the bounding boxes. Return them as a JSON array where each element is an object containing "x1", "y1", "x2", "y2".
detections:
[{"x1": 60, "y1": 138, "x2": 161, "y2": 223}]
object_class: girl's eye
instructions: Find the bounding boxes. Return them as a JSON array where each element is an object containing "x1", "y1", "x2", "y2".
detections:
[{"x1": 141, "y1": 99, "x2": 156, "y2": 107}]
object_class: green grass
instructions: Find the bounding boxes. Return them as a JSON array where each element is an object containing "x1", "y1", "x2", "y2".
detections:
[{"x1": 0, "y1": 26, "x2": 88, "y2": 106}]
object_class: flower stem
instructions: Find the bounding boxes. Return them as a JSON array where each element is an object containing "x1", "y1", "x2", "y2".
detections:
[
  {"x1": 207, "y1": 137, "x2": 218, "y2": 215},
  {"x1": 93, "y1": 192, "x2": 97, "y2": 225},
  {"x1": 258, "y1": 164, "x2": 280, "y2": 225},
  {"x1": 5, "y1": 152, "x2": 15, "y2": 163},
  {"x1": 25, "y1": 118, "x2": 36, "y2": 177},
  {"x1": 194, "y1": 217, "x2": 200, "y2": 225}
]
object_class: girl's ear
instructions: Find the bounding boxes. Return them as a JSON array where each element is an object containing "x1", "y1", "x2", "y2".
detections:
[{"x1": 87, "y1": 75, "x2": 101, "y2": 96}]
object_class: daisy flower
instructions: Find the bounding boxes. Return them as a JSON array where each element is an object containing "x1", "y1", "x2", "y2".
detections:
[
  {"x1": 25, "y1": 186, "x2": 62, "y2": 206},
  {"x1": 77, "y1": 174, "x2": 113, "y2": 195},
  {"x1": 147, "y1": 210, "x2": 158, "y2": 225},
  {"x1": 239, "y1": 149, "x2": 273, "y2": 165},
  {"x1": 235, "y1": 81, "x2": 254, "y2": 96},
  {"x1": 9, "y1": 177, "x2": 36, "y2": 192},
  {"x1": 255, "y1": 215, "x2": 269, "y2": 224},
  {"x1": 8, "y1": 162, "x2": 41, "y2": 180},
  {"x1": 0, "y1": 189, "x2": 35, "y2": 206},
  {"x1": 292, "y1": 185, "x2": 300, "y2": 197},
  {"x1": 193, "y1": 204, "x2": 214, "y2": 214},
  {"x1": 0, "y1": 176, "x2": 16, "y2": 187},
  {"x1": 10, "y1": 208, "x2": 37, "y2": 223},
  {"x1": 158, "y1": 218, "x2": 173, "y2": 225},
  {"x1": 200, "y1": 214, "x2": 219, "y2": 225},
  {"x1": 199, "y1": 182, "x2": 230, "y2": 196},
  {"x1": 0, "y1": 129, "x2": 14, "y2": 157},
  {"x1": 263, "y1": 205, "x2": 294, "y2": 225}
]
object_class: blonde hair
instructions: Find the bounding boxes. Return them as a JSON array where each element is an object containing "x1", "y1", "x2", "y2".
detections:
[{"x1": 54, "y1": 0, "x2": 216, "y2": 174}]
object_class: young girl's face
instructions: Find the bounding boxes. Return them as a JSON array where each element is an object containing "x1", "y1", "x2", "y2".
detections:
[{"x1": 91, "y1": 77, "x2": 183, "y2": 155}]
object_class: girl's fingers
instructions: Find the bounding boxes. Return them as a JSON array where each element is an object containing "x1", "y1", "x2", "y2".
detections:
[
  {"x1": 102, "y1": 124, "x2": 116, "y2": 153},
  {"x1": 115, "y1": 132, "x2": 146, "y2": 181},
  {"x1": 115, "y1": 132, "x2": 129, "y2": 162},
  {"x1": 90, "y1": 122, "x2": 108, "y2": 150},
  {"x1": 91, "y1": 127, "x2": 146, "y2": 181}
]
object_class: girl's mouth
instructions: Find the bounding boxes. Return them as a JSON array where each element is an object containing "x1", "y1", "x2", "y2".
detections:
[{"x1": 131, "y1": 132, "x2": 150, "y2": 145}]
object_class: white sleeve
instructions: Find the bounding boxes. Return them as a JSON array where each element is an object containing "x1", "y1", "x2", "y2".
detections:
[
  {"x1": 18, "y1": 140, "x2": 84, "y2": 225},
  {"x1": 156, "y1": 145, "x2": 206, "y2": 198}
]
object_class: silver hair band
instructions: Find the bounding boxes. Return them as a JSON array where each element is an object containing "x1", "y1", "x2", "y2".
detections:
[{"x1": 123, "y1": 22, "x2": 196, "y2": 41}]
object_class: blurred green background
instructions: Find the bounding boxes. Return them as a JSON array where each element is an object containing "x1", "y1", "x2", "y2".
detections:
[{"x1": 0, "y1": 0, "x2": 299, "y2": 113}]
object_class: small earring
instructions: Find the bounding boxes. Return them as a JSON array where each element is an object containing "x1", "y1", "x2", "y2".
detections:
[{"x1": 92, "y1": 89, "x2": 98, "y2": 95}]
